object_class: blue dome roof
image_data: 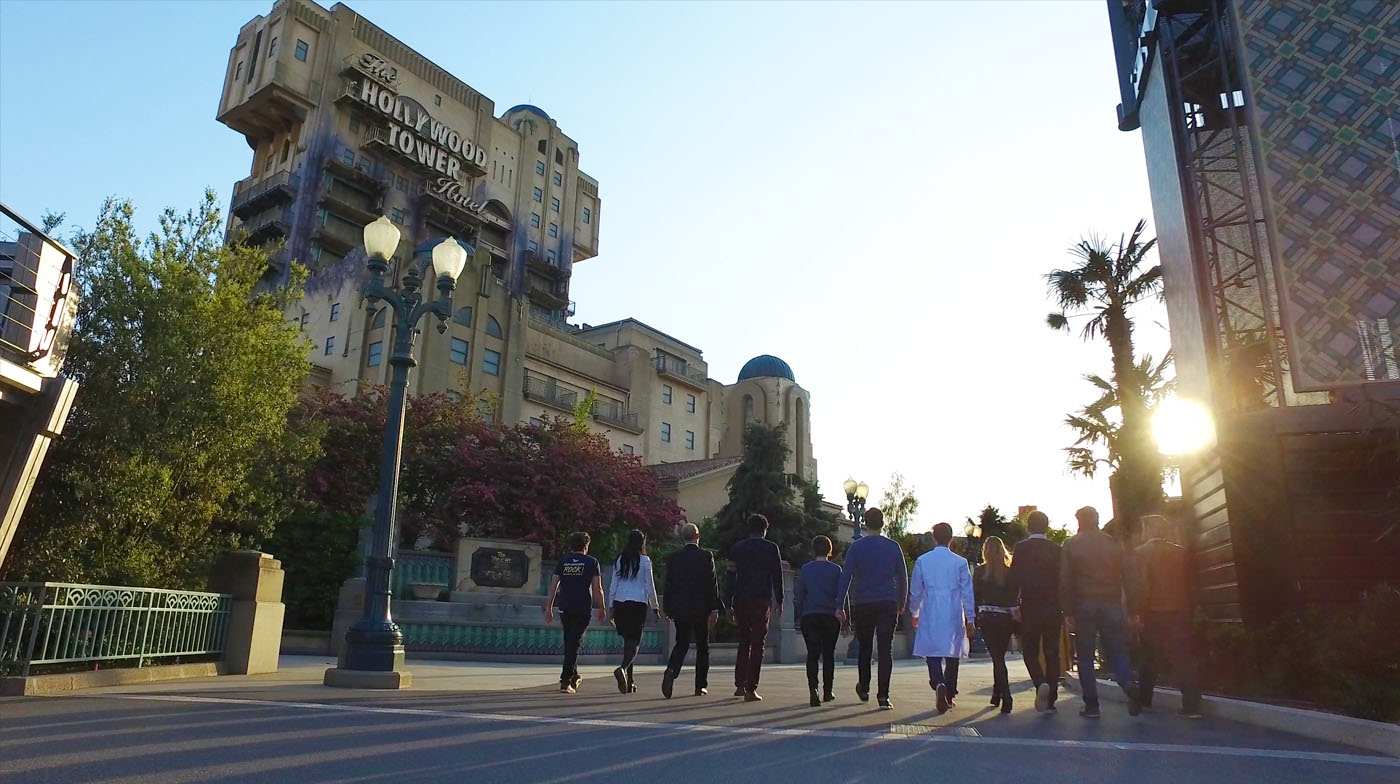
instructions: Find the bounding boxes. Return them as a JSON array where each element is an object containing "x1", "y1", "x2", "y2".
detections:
[
  {"x1": 505, "y1": 104, "x2": 551, "y2": 121},
  {"x1": 738, "y1": 355, "x2": 795, "y2": 382}
]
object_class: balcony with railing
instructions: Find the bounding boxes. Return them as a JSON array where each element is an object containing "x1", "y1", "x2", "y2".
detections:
[
  {"x1": 523, "y1": 374, "x2": 579, "y2": 413},
  {"x1": 235, "y1": 205, "x2": 294, "y2": 246},
  {"x1": 655, "y1": 354, "x2": 707, "y2": 388},
  {"x1": 528, "y1": 277, "x2": 570, "y2": 310},
  {"x1": 313, "y1": 212, "x2": 363, "y2": 254},
  {"x1": 320, "y1": 178, "x2": 380, "y2": 226},
  {"x1": 231, "y1": 171, "x2": 299, "y2": 220},
  {"x1": 525, "y1": 249, "x2": 569, "y2": 280},
  {"x1": 592, "y1": 399, "x2": 641, "y2": 433},
  {"x1": 1, "y1": 204, "x2": 77, "y2": 380}
]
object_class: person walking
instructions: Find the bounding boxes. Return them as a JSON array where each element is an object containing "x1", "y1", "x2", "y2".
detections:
[
  {"x1": 1061, "y1": 506, "x2": 1141, "y2": 718},
  {"x1": 661, "y1": 522, "x2": 724, "y2": 699},
  {"x1": 974, "y1": 536, "x2": 1018, "y2": 714},
  {"x1": 909, "y1": 522, "x2": 976, "y2": 714},
  {"x1": 726, "y1": 513, "x2": 784, "y2": 702},
  {"x1": 1130, "y1": 515, "x2": 1204, "y2": 719},
  {"x1": 607, "y1": 529, "x2": 661, "y2": 694},
  {"x1": 1008, "y1": 510, "x2": 1064, "y2": 712},
  {"x1": 836, "y1": 507, "x2": 908, "y2": 710},
  {"x1": 795, "y1": 535, "x2": 842, "y2": 707},
  {"x1": 544, "y1": 531, "x2": 606, "y2": 693}
]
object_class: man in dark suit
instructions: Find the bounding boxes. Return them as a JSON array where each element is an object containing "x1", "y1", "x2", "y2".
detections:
[
  {"x1": 661, "y1": 522, "x2": 724, "y2": 698},
  {"x1": 1007, "y1": 510, "x2": 1064, "y2": 712}
]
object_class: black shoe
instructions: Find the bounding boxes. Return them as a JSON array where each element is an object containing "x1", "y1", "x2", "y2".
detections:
[
  {"x1": 744, "y1": 690, "x2": 763, "y2": 702},
  {"x1": 878, "y1": 698, "x2": 893, "y2": 710},
  {"x1": 734, "y1": 686, "x2": 746, "y2": 697},
  {"x1": 695, "y1": 687, "x2": 708, "y2": 696},
  {"x1": 822, "y1": 690, "x2": 835, "y2": 703},
  {"x1": 613, "y1": 667, "x2": 628, "y2": 694},
  {"x1": 855, "y1": 685, "x2": 870, "y2": 702},
  {"x1": 809, "y1": 689, "x2": 821, "y2": 707},
  {"x1": 935, "y1": 684, "x2": 949, "y2": 714},
  {"x1": 662, "y1": 669, "x2": 675, "y2": 699},
  {"x1": 1000, "y1": 692, "x2": 1012, "y2": 715},
  {"x1": 990, "y1": 691, "x2": 1001, "y2": 707},
  {"x1": 570, "y1": 674, "x2": 582, "y2": 690},
  {"x1": 1125, "y1": 684, "x2": 1142, "y2": 717},
  {"x1": 1080, "y1": 705, "x2": 1101, "y2": 718}
]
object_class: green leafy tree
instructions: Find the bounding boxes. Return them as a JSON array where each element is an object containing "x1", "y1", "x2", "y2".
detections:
[
  {"x1": 1064, "y1": 352, "x2": 1175, "y2": 481},
  {"x1": 975, "y1": 504, "x2": 1027, "y2": 553},
  {"x1": 2, "y1": 194, "x2": 310, "y2": 587},
  {"x1": 1047, "y1": 219, "x2": 1165, "y2": 527},
  {"x1": 712, "y1": 423, "x2": 837, "y2": 567},
  {"x1": 878, "y1": 471, "x2": 919, "y2": 540}
]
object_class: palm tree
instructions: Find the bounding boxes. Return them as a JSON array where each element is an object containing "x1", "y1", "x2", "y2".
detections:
[
  {"x1": 1064, "y1": 352, "x2": 1175, "y2": 480},
  {"x1": 1047, "y1": 219, "x2": 1164, "y2": 527}
]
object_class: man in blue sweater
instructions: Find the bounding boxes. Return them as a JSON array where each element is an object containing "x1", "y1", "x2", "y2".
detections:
[{"x1": 836, "y1": 508, "x2": 909, "y2": 710}]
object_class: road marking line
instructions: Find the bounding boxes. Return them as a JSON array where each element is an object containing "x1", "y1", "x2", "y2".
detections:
[{"x1": 96, "y1": 694, "x2": 1400, "y2": 768}]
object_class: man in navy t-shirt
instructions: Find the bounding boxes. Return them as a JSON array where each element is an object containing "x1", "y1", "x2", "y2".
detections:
[{"x1": 546, "y1": 531, "x2": 605, "y2": 692}]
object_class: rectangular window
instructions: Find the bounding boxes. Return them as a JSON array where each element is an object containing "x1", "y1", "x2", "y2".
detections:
[
  {"x1": 341, "y1": 148, "x2": 354, "y2": 166},
  {"x1": 553, "y1": 171, "x2": 562, "y2": 186},
  {"x1": 235, "y1": 61, "x2": 244, "y2": 81},
  {"x1": 300, "y1": 312, "x2": 310, "y2": 329},
  {"x1": 548, "y1": 223, "x2": 558, "y2": 238},
  {"x1": 330, "y1": 303, "x2": 342, "y2": 322},
  {"x1": 390, "y1": 207, "x2": 405, "y2": 224},
  {"x1": 622, "y1": 444, "x2": 634, "y2": 455},
  {"x1": 349, "y1": 117, "x2": 360, "y2": 134},
  {"x1": 582, "y1": 207, "x2": 591, "y2": 224},
  {"x1": 536, "y1": 160, "x2": 545, "y2": 175},
  {"x1": 294, "y1": 39, "x2": 309, "y2": 61},
  {"x1": 662, "y1": 385, "x2": 672, "y2": 405},
  {"x1": 356, "y1": 155, "x2": 370, "y2": 172},
  {"x1": 660, "y1": 423, "x2": 671, "y2": 443},
  {"x1": 450, "y1": 337, "x2": 469, "y2": 365},
  {"x1": 550, "y1": 197, "x2": 560, "y2": 213},
  {"x1": 686, "y1": 394, "x2": 696, "y2": 413},
  {"x1": 546, "y1": 248, "x2": 556, "y2": 262},
  {"x1": 533, "y1": 187, "x2": 543, "y2": 202},
  {"x1": 530, "y1": 213, "x2": 540, "y2": 228},
  {"x1": 396, "y1": 175, "x2": 408, "y2": 191},
  {"x1": 483, "y1": 348, "x2": 501, "y2": 376},
  {"x1": 528, "y1": 239, "x2": 538, "y2": 252},
  {"x1": 367, "y1": 341, "x2": 382, "y2": 367},
  {"x1": 324, "y1": 335, "x2": 335, "y2": 356},
  {"x1": 434, "y1": 94, "x2": 442, "y2": 106},
  {"x1": 264, "y1": 154, "x2": 275, "y2": 173},
  {"x1": 529, "y1": 417, "x2": 543, "y2": 427},
  {"x1": 685, "y1": 430, "x2": 695, "y2": 450},
  {"x1": 268, "y1": 36, "x2": 279, "y2": 58}
]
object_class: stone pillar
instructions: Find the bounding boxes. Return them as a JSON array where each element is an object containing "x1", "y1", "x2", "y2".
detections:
[
  {"x1": 772, "y1": 563, "x2": 802, "y2": 663},
  {"x1": 329, "y1": 577, "x2": 366, "y2": 663},
  {"x1": 208, "y1": 550, "x2": 286, "y2": 675}
]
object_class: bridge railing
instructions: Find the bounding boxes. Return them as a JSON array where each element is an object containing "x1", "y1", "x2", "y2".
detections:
[{"x1": 0, "y1": 582, "x2": 231, "y2": 677}]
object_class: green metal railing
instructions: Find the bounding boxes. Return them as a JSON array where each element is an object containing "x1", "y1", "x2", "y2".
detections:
[
  {"x1": 0, "y1": 583, "x2": 231, "y2": 676},
  {"x1": 390, "y1": 551, "x2": 454, "y2": 599}
]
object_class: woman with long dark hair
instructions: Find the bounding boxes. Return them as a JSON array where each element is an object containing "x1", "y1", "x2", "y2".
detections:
[
  {"x1": 974, "y1": 536, "x2": 1017, "y2": 714},
  {"x1": 607, "y1": 529, "x2": 660, "y2": 693}
]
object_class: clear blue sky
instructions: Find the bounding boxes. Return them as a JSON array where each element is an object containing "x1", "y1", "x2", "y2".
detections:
[{"x1": 0, "y1": 0, "x2": 1172, "y2": 533}]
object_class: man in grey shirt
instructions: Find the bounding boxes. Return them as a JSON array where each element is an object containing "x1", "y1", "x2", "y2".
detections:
[{"x1": 1060, "y1": 506, "x2": 1141, "y2": 718}]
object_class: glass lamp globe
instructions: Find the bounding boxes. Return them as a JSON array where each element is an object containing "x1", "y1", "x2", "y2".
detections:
[
  {"x1": 843, "y1": 478, "x2": 858, "y2": 496},
  {"x1": 432, "y1": 237, "x2": 469, "y2": 282},
  {"x1": 855, "y1": 482, "x2": 869, "y2": 501},
  {"x1": 363, "y1": 216, "x2": 401, "y2": 261}
]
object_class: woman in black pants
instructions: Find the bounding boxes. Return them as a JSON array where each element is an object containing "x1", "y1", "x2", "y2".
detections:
[
  {"x1": 607, "y1": 529, "x2": 660, "y2": 693},
  {"x1": 974, "y1": 536, "x2": 1018, "y2": 714}
]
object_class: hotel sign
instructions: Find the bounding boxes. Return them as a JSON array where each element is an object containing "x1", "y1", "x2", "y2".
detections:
[{"x1": 351, "y1": 55, "x2": 487, "y2": 182}]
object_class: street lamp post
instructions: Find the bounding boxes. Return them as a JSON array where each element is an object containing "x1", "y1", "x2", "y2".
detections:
[
  {"x1": 325, "y1": 217, "x2": 468, "y2": 689},
  {"x1": 842, "y1": 478, "x2": 869, "y2": 541},
  {"x1": 964, "y1": 520, "x2": 987, "y2": 656}
]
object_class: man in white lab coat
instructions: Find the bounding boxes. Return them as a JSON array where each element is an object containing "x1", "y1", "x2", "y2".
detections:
[{"x1": 909, "y1": 522, "x2": 976, "y2": 713}]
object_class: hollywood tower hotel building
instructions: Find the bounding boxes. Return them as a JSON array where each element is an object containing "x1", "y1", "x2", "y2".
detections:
[{"x1": 215, "y1": 1, "x2": 600, "y2": 410}]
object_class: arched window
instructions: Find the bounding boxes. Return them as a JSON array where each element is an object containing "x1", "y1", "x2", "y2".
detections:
[
  {"x1": 372, "y1": 307, "x2": 387, "y2": 329},
  {"x1": 453, "y1": 306, "x2": 473, "y2": 327},
  {"x1": 486, "y1": 315, "x2": 504, "y2": 338},
  {"x1": 795, "y1": 397, "x2": 805, "y2": 472},
  {"x1": 280, "y1": 139, "x2": 291, "y2": 163},
  {"x1": 743, "y1": 394, "x2": 754, "y2": 422}
]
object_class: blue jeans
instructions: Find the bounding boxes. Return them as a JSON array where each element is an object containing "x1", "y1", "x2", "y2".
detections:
[{"x1": 1072, "y1": 600, "x2": 1135, "y2": 708}]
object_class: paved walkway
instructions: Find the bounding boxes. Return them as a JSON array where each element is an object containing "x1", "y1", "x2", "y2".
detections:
[{"x1": 3, "y1": 654, "x2": 1395, "y2": 783}]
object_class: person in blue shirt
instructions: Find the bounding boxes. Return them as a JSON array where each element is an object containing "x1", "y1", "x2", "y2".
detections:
[
  {"x1": 836, "y1": 507, "x2": 909, "y2": 710},
  {"x1": 544, "y1": 531, "x2": 605, "y2": 693},
  {"x1": 796, "y1": 535, "x2": 843, "y2": 707}
]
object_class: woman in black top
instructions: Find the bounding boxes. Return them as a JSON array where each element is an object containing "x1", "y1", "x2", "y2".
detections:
[{"x1": 974, "y1": 536, "x2": 1018, "y2": 714}]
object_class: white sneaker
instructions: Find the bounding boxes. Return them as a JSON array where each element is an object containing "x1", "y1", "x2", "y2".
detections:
[{"x1": 1035, "y1": 682, "x2": 1050, "y2": 713}]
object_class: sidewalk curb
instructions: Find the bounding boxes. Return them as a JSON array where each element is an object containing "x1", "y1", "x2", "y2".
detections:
[
  {"x1": 1, "y1": 662, "x2": 229, "y2": 696},
  {"x1": 1064, "y1": 675, "x2": 1399, "y2": 757}
]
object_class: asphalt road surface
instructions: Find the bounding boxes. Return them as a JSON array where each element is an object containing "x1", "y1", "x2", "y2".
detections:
[{"x1": 2, "y1": 656, "x2": 1393, "y2": 783}]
